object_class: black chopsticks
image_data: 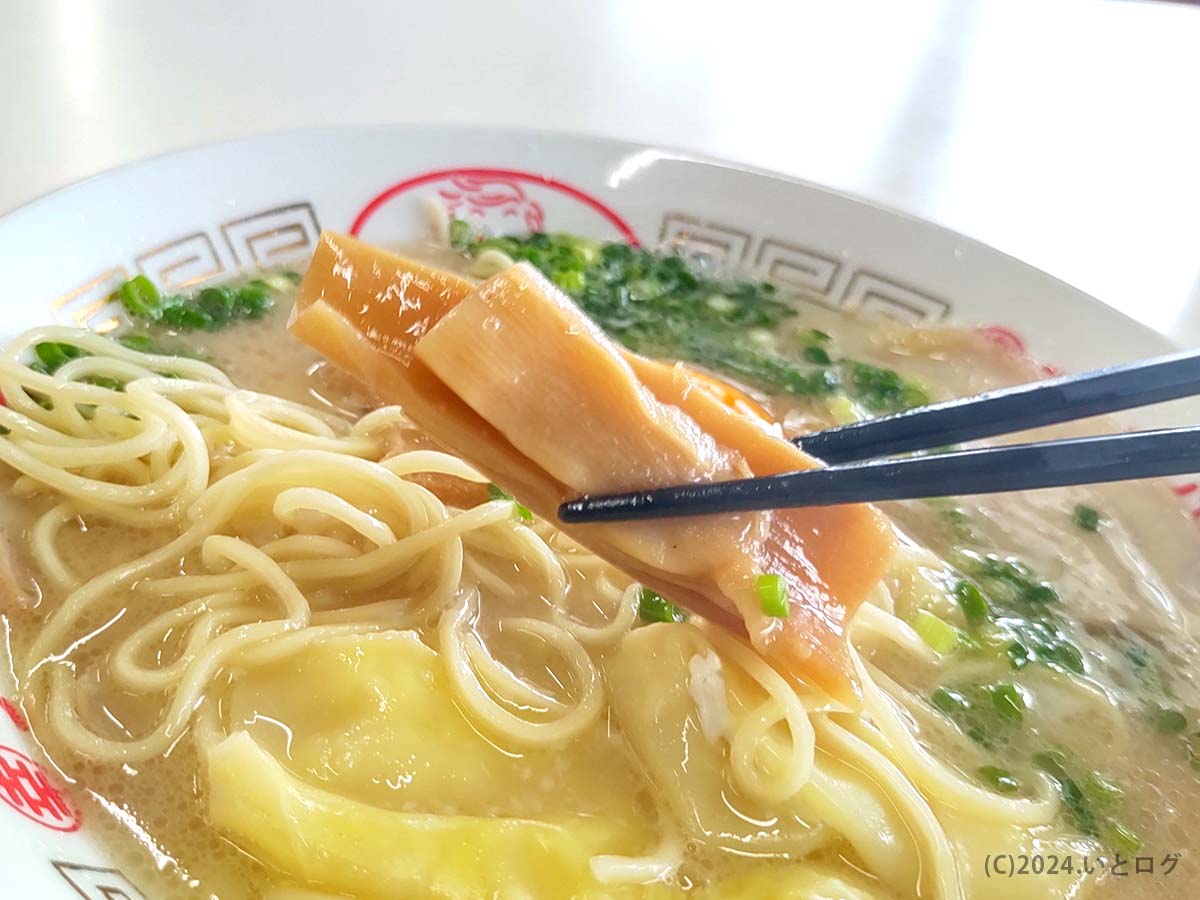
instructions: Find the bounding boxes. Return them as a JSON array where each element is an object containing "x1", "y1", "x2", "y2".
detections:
[
  {"x1": 795, "y1": 348, "x2": 1200, "y2": 463},
  {"x1": 558, "y1": 349, "x2": 1200, "y2": 524},
  {"x1": 558, "y1": 427, "x2": 1200, "y2": 522}
]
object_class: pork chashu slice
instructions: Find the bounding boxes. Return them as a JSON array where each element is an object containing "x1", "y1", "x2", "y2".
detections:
[{"x1": 289, "y1": 232, "x2": 894, "y2": 704}]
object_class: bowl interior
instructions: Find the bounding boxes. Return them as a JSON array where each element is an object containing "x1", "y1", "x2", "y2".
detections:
[{"x1": 0, "y1": 124, "x2": 1196, "y2": 897}]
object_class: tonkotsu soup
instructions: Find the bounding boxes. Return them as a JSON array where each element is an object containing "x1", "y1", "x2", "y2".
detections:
[{"x1": 0, "y1": 225, "x2": 1198, "y2": 900}]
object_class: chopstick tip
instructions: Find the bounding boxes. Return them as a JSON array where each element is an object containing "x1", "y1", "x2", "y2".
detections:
[
  {"x1": 557, "y1": 497, "x2": 589, "y2": 523},
  {"x1": 558, "y1": 490, "x2": 654, "y2": 523}
]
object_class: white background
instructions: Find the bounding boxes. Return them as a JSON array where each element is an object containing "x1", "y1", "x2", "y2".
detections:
[{"x1": 4, "y1": 0, "x2": 1199, "y2": 342}]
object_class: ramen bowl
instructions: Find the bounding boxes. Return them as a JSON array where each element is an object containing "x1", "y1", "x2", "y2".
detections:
[{"x1": 0, "y1": 125, "x2": 1195, "y2": 900}]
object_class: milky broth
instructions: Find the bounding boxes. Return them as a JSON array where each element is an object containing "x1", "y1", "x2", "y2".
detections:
[{"x1": 1, "y1": 244, "x2": 1198, "y2": 900}]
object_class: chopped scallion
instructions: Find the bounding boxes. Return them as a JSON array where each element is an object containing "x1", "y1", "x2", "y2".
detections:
[
  {"x1": 912, "y1": 610, "x2": 959, "y2": 655},
  {"x1": 989, "y1": 683, "x2": 1026, "y2": 722},
  {"x1": 755, "y1": 574, "x2": 790, "y2": 617},
  {"x1": 34, "y1": 342, "x2": 87, "y2": 374},
  {"x1": 1152, "y1": 707, "x2": 1188, "y2": 734},
  {"x1": 486, "y1": 483, "x2": 533, "y2": 523},
  {"x1": 448, "y1": 218, "x2": 475, "y2": 251},
  {"x1": 637, "y1": 587, "x2": 687, "y2": 624},
  {"x1": 1103, "y1": 821, "x2": 1142, "y2": 855},
  {"x1": 803, "y1": 345, "x2": 832, "y2": 365},
  {"x1": 118, "y1": 334, "x2": 155, "y2": 353},
  {"x1": 552, "y1": 269, "x2": 586, "y2": 293},
  {"x1": 931, "y1": 687, "x2": 970, "y2": 717},
  {"x1": 118, "y1": 275, "x2": 162, "y2": 320},
  {"x1": 1072, "y1": 504, "x2": 1103, "y2": 532},
  {"x1": 1083, "y1": 773, "x2": 1123, "y2": 809},
  {"x1": 111, "y1": 272, "x2": 288, "y2": 331},
  {"x1": 953, "y1": 580, "x2": 989, "y2": 624},
  {"x1": 1006, "y1": 641, "x2": 1031, "y2": 670},
  {"x1": 977, "y1": 765, "x2": 1020, "y2": 794}
]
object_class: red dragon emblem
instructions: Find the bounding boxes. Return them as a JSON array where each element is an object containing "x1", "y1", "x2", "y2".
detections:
[
  {"x1": 437, "y1": 174, "x2": 545, "y2": 232},
  {"x1": 350, "y1": 167, "x2": 638, "y2": 244}
]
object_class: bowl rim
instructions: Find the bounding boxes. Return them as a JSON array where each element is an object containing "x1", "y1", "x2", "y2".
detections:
[{"x1": 0, "y1": 122, "x2": 1167, "y2": 350}]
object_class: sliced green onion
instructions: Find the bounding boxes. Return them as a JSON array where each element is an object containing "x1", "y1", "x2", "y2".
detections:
[
  {"x1": 117, "y1": 275, "x2": 162, "y2": 320},
  {"x1": 552, "y1": 269, "x2": 586, "y2": 293},
  {"x1": 1041, "y1": 640, "x2": 1085, "y2": 675},
  {"x1": 977, "y1": 765, "x2": 1020, "y2": 794},
  {"x1": 637, "y1": 587, "x2": 687, "y2": 624},
  {"x1": 118, "y1": 334, "x2": 155, "y2": 353},
  {"x1": 486, "y1": 483, "x2": 533, "y2": 523},
  {"x1": 841, "y1": 360, "x2": 929, "y2": 413},
  {"x1": 1152, "y1": 707, "x2": 1188, "y2": 734},
  {"x1": 989, "y1": 683, "x2": 1026, "y2": 722},
  {"x1": 160, "y1": 304, "x2": 210, "y2": 330},
  {"x1": 754, "y1": 574, "x2": 790, "y2": 618},
  {"x1": 628, "y1": 278, "x2": 665, "y2": 302},
  {"x1": 112, "y1": 273, "x2": 283, "y2": 332},
  {"x1": 1103, "y1": 821, "x2": 1142, "y2": 854},
  {"x1": 913, "y1": 610, "x2": 959, "y2": 655},
  {"x1": 1083, "y1": 773, "x2": 1123, "y2": 809},
  {"x1": 1072, "y1": 504, "x2": 1102, "y2": 532},
  {"x1": 931, "y1": 687, "x2": 970, "y2": 716},
  {"x1": 1058, "y1": 776, "x2": 1098, "y2": 835},
  {"x1": 262, "y1": 272, "x2": 300, "y2": 292},
  {"x1": 1022, "y1": 581, "x2": 1059, "y2": 604},
  {"x1": 1032, "y1": 748, "x2": 1069, "y2": 779},
  {"x1": 822, "y1": 393, "x2": 862, "y2": 426},
  {"x1": 34, "y1": 342, "x2": 87, "y2": 374},
  {"x1": 803, "y1": 345, "x2": 832, "y2": 365},
  {"x1": 1006, "y1": 641, "x2": 1031, "y2": 670},
  {"x1": 237, "y1": 281, "x2": 274, "y2": 318},
  {"x1": 1033, "y1": 748, "x2": 1139, "y2": 848},
  {"x1": 448, "y1": 219, "x2": 475, "y2": 251},
  {"x1": 953, "y1": 580, "x2": 989, "y2": 625}
]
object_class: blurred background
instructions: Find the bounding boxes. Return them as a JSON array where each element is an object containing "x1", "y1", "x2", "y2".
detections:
[{"x1": 3, "y1": 0, "x2": 1199, "y2": 340}]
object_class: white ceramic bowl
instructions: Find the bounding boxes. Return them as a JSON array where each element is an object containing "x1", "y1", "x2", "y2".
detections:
[{"x1": 0, "y1": 125, "x2": 1195, "y2": 898}]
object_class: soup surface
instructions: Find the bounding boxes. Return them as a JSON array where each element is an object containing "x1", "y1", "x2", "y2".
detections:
[{"x1": 0, "y1": 231, "x2": 1197, "y2": 900}]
